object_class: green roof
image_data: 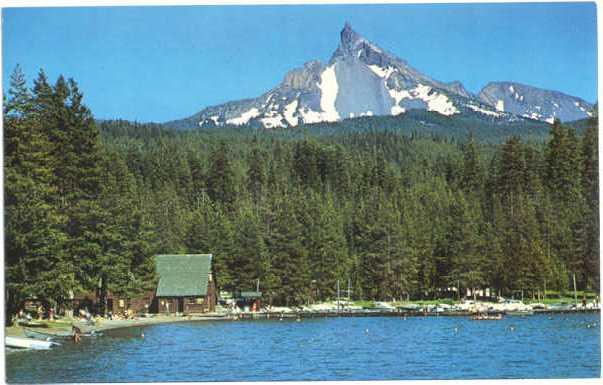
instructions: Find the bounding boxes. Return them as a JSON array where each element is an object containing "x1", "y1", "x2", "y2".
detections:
[
  {"x1": 155, "y1": 254, "x2": 212, "y2": 297},
  {"x1": 239, "y1": 291, "x2": 262, "y2": 299}
]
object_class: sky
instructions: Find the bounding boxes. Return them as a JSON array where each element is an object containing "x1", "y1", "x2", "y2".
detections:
[{"x1": 2, "y1": 2, "x2": 598, "y2": 122}]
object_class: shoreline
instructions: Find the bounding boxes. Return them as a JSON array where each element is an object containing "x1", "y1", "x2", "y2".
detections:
[
  {"x1": 82, "y1": 313, "x2": 229, "y2": 333},
  {"x1": 5, "y1": 313, "x2": 229, "y2": 338},
  {"x1": 6, "y1": 307, "x2": 600, "y2": 338}
]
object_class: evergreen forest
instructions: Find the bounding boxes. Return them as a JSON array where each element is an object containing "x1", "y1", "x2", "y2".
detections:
[{"x1": 4, "y1": 68, "x2": 599, "y2": 319}]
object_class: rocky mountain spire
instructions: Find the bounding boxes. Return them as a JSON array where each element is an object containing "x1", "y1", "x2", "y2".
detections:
[
  {"x1": 340, "y1": 22, "x2": 363, "y2": 51},
  {"x1": 330, "y1": 22, "x2": 375, "y2": 63},
  {"x1": 165, "y1": 23, "x2": 593, "y2": 129}
]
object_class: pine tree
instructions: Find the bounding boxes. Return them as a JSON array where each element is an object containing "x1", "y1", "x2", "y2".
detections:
[
  {"x1": 579, "y1": 114, "x2": 599, "y2": 289},
  {"x1": 265, "y1": 193, "x2": 310, "y2": 306},
  {"x1": 460, "y1": 133, "x2": 484, "y2": 195},
  {"x1": 4, "y1": 66, "x2": 68, "y2": 321},
  {"x1": 302, "y1": 192, "x2": 348, "y2": 300},
  {"x1": 545, "y1": 120, "x2": 582, "y2": 204},
  {"x1": 187, "y1": 194, "x2": 235, "y2": 291},
  {"x1": 230, "y1": 202, "x2": 269, "y2": 291},
  {"x1": 497, "y1": 136, "x2": 526, "y2": 218},
  {"x1": 207, "y1": 141, "x2": 236, "y2": 207},
  {"x1": 445, "y1": 193, "x2": 486, "y2": 299},
  {"x1": 246, "y1": 139, "x2": 266, "y2": 206}
]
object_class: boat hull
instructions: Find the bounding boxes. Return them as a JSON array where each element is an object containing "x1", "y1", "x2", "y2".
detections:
[
  {"x1": 6, "y1": 336, "x2": 60, "y2": 350},
  {"x1": 24, "y1": 328, "x2": 103, "y2": 341},
  {"x1": 23, "y1": 328, "x2": 72, "y2": 341},
  {"x1": 506, "y1": 311, "x2": 534, "y2": 316}
]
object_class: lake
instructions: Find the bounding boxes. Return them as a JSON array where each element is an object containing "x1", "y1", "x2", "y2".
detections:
[{"x1": 5, "y1": 313, "x2": 600, "y2": 382}]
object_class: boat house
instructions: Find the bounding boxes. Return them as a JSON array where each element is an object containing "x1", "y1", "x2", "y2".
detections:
[
  {"x1": 235, "y1": 291, "x2": 262, "y2": 312},
  {"x1": 154, "y1": 254, "x2": 216, "y2": 314}
]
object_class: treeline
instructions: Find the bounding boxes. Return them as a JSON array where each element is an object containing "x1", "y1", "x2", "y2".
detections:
[
  {"x1": 4, "y1": 68, "x2": 599, "y2": 317},
  {"x1": 4, "y1": 67, "x2": 157, "y2": 320}
]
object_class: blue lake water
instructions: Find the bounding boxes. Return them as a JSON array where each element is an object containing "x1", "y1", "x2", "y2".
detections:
[{"x1": 5, "y1": 313, "x2": 601, "y2": 382}]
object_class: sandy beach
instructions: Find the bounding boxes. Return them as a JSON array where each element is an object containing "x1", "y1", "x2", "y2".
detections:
[{"x1": 5, "y1": 313, "x2": 229, "y2": 338}]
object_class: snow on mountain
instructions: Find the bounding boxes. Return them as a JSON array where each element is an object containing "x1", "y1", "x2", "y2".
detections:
[
  {"x1": 168, "y1": 23, "x2": 593, "y2": 129},
  {"x1": 478, "y1": 82, "x2": 594, "y2": 123}
]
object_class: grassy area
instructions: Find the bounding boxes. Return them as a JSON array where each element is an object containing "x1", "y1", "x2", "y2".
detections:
[
  {"x1": 352, "y1": 300, "x2": 375, "y2": 308},
  {"x1": 5, "y1": 325, "x2": 25, "y2": 337},
  {"x1": 354, "y1": 299, "x2": 457, "y2": 307},
  {"x1": 524, "y1": 298, "x2": 573, "y2": 305},
  {"x1": 544, "y1": 290, "x2": 598, "y2": 299},
  {"x1": 406, "y1": 299, "x2": 457, "y2": 306},
  {"x1": 352, "y1": 293, "x2": 598, "y2": 307},
  {"x1": 522, "y1": 290, "x2": 598, "y2": 304}
]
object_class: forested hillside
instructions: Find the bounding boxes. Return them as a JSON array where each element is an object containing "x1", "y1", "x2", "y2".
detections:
[{"x1": 5, "y1": 68, "x2": 599, "y2": 317}]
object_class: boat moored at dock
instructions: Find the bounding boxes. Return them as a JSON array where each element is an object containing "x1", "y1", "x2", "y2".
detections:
[{"x1": 5, "y1": 336, "x2": 60, "y2": 350}]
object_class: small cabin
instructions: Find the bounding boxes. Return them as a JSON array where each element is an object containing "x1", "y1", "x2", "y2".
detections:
[
  {"x1": 153, "y1": 254, "x2": 216, "y2": 314},
  {"x1": 235, "y1": 291, "x2": 262, "y2": 312}
]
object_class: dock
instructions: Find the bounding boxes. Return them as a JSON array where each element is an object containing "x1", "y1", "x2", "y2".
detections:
[{"x1": 234, "y1": 307, "x2": 600, "y2": 320}]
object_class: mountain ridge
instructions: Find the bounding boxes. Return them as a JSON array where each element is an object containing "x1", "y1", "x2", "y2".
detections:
[{"x1": 165, "y1": 23, "x2": 594, "y2": 129}]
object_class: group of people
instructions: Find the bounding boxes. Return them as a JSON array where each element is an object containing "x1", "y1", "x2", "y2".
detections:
[
  {"x1": 16, "y1": 305, "x2": 57, "y2": 322},
  {"x1": 106, "y1": 309, "x2": 136, "y2": 320},
  {"x1": 78, "y1": 308, "x2": 95, "y2": 324}
]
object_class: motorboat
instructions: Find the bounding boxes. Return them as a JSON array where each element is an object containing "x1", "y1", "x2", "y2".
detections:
[
  {"x1": 5, "y1": 336, "x2": 60, "y2": 350},
  {"x1": 471, "y1": 313, "x2": 503, "y2": 320}
]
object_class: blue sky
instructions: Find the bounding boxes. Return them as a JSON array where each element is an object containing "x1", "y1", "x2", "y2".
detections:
[{"x1": 2, "y1": 3, "x2": 598, "y2": 122}]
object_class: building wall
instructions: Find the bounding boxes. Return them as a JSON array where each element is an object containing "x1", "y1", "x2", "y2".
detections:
[
  {"x1": 107, "y1": 290, "x2": 155, "y2": 316},
  {"x1": 156, "y1": 298, "x2": 174, "y2": 314},
  {"x1": 206, "y1": 278, "x2": 216, "y2": 312},
  {"x1": 154, "y1": 296, "x2": 213, "y2": 314},
  {"x1": 129, "y1": 290, "x2": 155, "y2": 313},
  {"x1": 152, "y1": 271, "x2": 217, "y2": 314}
]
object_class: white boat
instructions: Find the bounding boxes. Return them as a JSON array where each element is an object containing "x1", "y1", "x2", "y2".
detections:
[
  {"x1": 24, "y1": 328, "x2": 102, "y2": 340},
  {"x1": 5, "y1": 336, "x2": 60, "y2": 350},
  {"x1": 506, "y1": 309, "x2": 534, "y2": 316},
  {"x1": 374, "y1": 302, "x2": 396, "y2": 311}
]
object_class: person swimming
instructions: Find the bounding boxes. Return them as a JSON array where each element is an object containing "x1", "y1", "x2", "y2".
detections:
[{"x1": 72, "y1": 325, "x2": 82, "y2": 343}]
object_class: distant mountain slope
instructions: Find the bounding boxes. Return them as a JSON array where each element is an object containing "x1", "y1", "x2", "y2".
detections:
[
  {"x1": 105, "y1": 111, "x2": 591, "y2": 146},
  {"x1": 165, "y1": 23, "x2": 594, "y2": 130},
  {"x1": 478, "y1": 82, "x2": 593, "y2": 124}
]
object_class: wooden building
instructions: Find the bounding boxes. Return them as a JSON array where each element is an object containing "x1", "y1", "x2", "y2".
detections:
[
  {"x1": 106, "y1": 290, "x2": 155, "y2": 316},
  {"x1": 153, "y1": 254, "x2": 216, "y2": 314},
  {"x1": 235, "y1": 291, "x2": 262, "y2": 312}
]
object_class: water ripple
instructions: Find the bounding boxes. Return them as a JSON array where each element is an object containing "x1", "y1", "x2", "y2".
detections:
[{"x1": 5, "y1": 313, "x2": 600, "y2": 382}]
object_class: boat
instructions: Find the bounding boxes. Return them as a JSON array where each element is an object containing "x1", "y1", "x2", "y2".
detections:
[
  {"x1": 506, "y1": 310, "x2": 534, "y2": 316},
  {"x1": 471, "y1": 313, "x2": 503, "y2": 320},
  {"x1": 5, "y1": 336, "x2": 60, "y2": 350},
  {"x1": 397, "y1": 303, "x2": 422, "y2": 312},
  {"x1": 24, "y1": 328, "x2": 70, "y2": 341},
  {"x1": 17, "y1": 320, "x2": 48, "y2": 328},
  {"x1": 373, "y1": 302, "x2": 396, "y2": 312},
  {"x1": 24, "y1": 328, "x2": 103, "y2": 341}
]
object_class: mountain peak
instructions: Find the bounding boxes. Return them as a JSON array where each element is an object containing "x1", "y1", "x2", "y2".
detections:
[
  {"x1": 340, "y1": 22, "x2": 362, "y2": 47},
  {"x1": 281, "y1": 60, "x2": 323, "y2": 89},
  {"x1": 332, "y1": 22, "x2": 382, "y2": 64},
  {"x1": 170, "y1": 24, "x2": 593, "y2": 130}
]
